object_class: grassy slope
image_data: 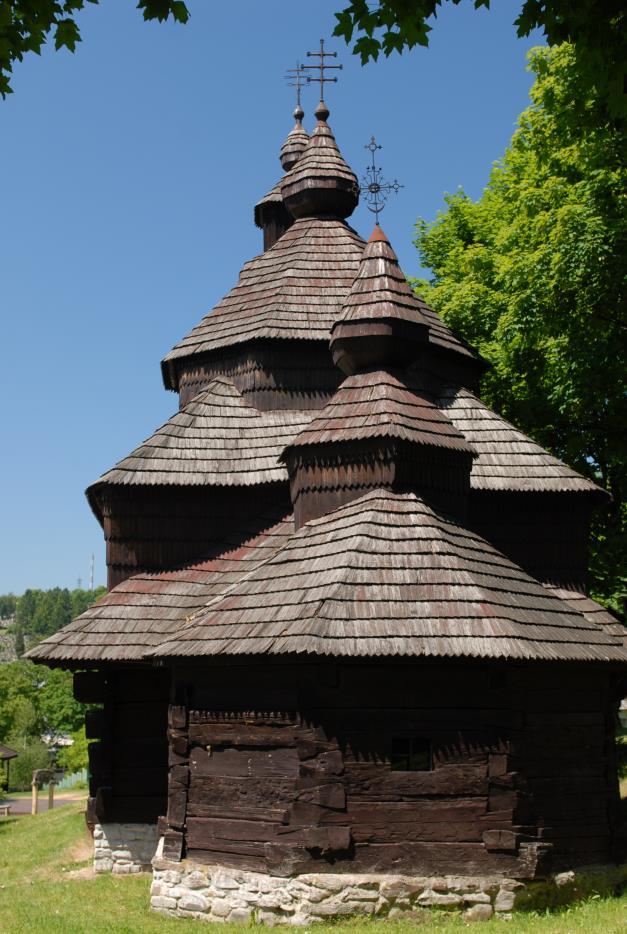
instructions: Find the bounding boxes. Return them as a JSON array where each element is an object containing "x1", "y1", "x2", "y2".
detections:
[{"x1": 0, "y1": 804, "x2": 626, "y2": 933}]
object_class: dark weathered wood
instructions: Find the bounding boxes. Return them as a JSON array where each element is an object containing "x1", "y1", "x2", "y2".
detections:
[
  {"x1": 25, "y1": 103, "x2": 625, "y2": 888},
  {"x1": 73, "y1": 671, "x2": 107, "y2": 704}
]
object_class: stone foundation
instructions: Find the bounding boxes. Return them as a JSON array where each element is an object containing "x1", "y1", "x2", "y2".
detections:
[
  {"x1": 151, "y1": 844, "x2": 526, "y2": 924},
  {"x1": 94, "y1": 822, "x2": 159, "y2": 874}
]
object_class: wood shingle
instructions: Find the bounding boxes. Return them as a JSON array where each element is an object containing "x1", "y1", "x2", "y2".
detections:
[
  {"x1": 439, "y1": 385, "x2": 603, "y2": 493},
  {"x1": 282, "y1": 370, "x2": 472, "y2": 453},
  {"x1": 88, "y1": 377, "x2": 311, "y2": 491},
  {"x1": 150, "y1": 490, "x2": 626, "y2": 663},
  {"x1": 26, "y1": 517, "x2": 293, "y2": 663}
]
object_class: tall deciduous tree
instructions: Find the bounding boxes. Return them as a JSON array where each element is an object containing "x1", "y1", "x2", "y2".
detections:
[
  {"x1": 0, "y1": 0, "x2": 189, "y2": 96},
  {"x1": 413, "y1": 44, "x2": 626, "y2": 614},
  {"x1": 334, "y1": 1, "x2": 625, "y2": 119}
]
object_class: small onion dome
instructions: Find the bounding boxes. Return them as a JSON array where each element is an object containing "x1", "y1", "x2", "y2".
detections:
[
  {"x1": 281, "y1": 101, "x2": 358, "y2": 219},
  {"x1": 330, "y1": 225, "x2": 430, "y2": 375},
  {"x1": 279, "y1": 106, "x2": 309, "y2": 171}
]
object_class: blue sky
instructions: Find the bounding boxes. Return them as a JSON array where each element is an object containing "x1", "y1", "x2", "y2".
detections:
[{"x1": 0, "y1": 0, "x2": 542, "y2": 594}]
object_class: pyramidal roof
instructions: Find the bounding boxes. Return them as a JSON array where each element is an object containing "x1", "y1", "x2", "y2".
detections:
[
  {"x1": 335, "y1": 225, "x2": 430, "y2": 327},
  {"x1": 439, "y1": 385, "x2": 604, "y2": 494},
  {"x1": 162, "y1": 217, "x2": 366, "y2": 387},
  {"x1": 150, "y1": 490, "x2": 627, "y2": 663},
  {"x1": 283, "y1": 370, "x2": 472, "y2": 453},
  {"x1": 26, "y1": 515, "x2": 293, "y2": 663},
  {"x1": 89, "y1": 377, "x2": 311, "y2": 495}
]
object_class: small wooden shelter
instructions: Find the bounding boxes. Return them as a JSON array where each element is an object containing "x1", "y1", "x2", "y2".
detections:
[
  {"x1": 28, "y1": 93, "x2": 627, "y2": 912},
  {"x1": 0, "y1": 743, "x2": 17, "y2": 791}
]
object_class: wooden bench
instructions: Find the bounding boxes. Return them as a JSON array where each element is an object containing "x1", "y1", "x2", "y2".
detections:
[{"x1": 0, "y1": 804, "x2": 12, "y2": 817}]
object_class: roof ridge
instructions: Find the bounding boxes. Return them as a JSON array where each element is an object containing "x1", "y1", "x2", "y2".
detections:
[{"x1": 145, "y1": 488, "x2": 627, "y2": 662}]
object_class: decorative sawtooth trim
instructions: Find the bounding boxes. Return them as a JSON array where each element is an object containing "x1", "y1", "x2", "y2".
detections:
[
  {"x1": 174, "y1": 339, "x2": 342, "y2": 410},
  {"x1": 147, "y1": 490, "x2": 627, "y2": 664},
  {"x1": 282, "y1": 371, "x2": 473, "y2": 454},
  {"x1": 439, "y1": 386, "x2": 605, "y2": 494},
  {"x1": 25, "y1": 516, "x2": 293, "y2": 664},
  {"x1": 87, "y1": 377, "x2": 312, "y2": 492}
]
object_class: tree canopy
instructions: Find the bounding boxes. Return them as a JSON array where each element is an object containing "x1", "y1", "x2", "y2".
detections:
[
  {"x1": 1, "y1": 1, "x2": 625, "y2": 119},
  {"x1": 334, "y1": 1, "x2": 625, "y2": 119},
  {"x1": 413, "y1": 44, "x2": 626, "y2": 615},
  {"x1": 0, "y1": 0, "x2": 188, "y2": 96},
  {"x1": 0, "y1": 660, "x2": 84, "y2": 744}
]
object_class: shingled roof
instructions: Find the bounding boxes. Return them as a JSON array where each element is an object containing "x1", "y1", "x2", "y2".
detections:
[
  {"x1": 439, "y1": 386, "x2": 603, "y2": 494},
  {"x1": 280, "y1": 101, "x2": 358, "y2": 219},
  {"x1": 89, "y1": 377, "x2": 311, "y2": 492},
  {"x1": 282, "y1": 370, "x2": 472, "y2": 453},
  {"x1": 279, "y1": 106, "x2": 309, "y2": 171},
  {"x1": 150, "y1": 490, "x2": 627, "y2": 663},
  {"x1": 161, "y1": 217, "x2": 365, "y2": 387},
  {"x1": 26, "y1": 516, "x2": 293, "y2": 663},
  {"x1": 334, "y1": 226, "x2": 430, "y2": 327},
  {"x1": 544, "y1": 587, "x2": 626, "y2": 644}
]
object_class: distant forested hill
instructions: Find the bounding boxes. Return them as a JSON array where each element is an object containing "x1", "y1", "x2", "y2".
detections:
[{"x1": 0, "y1": 586, "x2": 106, "y2": 659}]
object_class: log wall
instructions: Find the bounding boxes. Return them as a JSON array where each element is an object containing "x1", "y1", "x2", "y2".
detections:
[
  {"x1": 75, "y1": 667, "x2": 170, "y2": 826},
  {"x1": 161, "y1": 661, "x2": 622, "y2": 878},
  {"x1": 172, "y1": 340, "x2": 341, "y2": 411}
]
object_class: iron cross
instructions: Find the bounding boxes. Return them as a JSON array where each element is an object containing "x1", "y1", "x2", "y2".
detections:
[
  {"x1": 301, "y1": 39, "x2": 342, "y2": 99},
  {"x1": 284, "y1": 62, "x2": 306, "y2": 109},
  {"x1": 360, "y1": 136, "x2": 404, "y2": 223}
]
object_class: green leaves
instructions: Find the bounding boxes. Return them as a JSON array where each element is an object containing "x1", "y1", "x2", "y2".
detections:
[
  {"x1": 414, "y1": 44, "x2": 627, "y2": 615},
  {"x1": 332, "y1": 1, "x2": 625, "y2": 120},
  {"x1": 54, "y1": 17, "x2": 80, "y2": 52},
  {"x1": 0, "y1": 1, "x2": 190, "y2": 97}
]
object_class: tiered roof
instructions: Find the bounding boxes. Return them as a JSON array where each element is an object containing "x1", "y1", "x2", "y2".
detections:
[
  {"x1": 88, "y1": 377, "x2": 310, "y2": 495},
  {"x1": 28, "y1": 96, "x2": 624, "y2": 670},
  {"x1": 254, "y1": 105, "x2": 309, "y2": 230},
  {"x1": 281, "y1": 101, "x2": 358, "y2": 219},
  {"x1": 151, "y1": 491, "x2": 626, "y2": 662},
  {"x1": 439, "y1": 386, "x2": 603, "y2": 493},
  {"x1": 27, "y1": 516, "x2": 293, "y2": 663}
]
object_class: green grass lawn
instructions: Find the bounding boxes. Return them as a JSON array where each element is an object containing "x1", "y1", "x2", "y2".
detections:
[{"x1": 0, "y1": 804, "x2": 626, "y2": 933}]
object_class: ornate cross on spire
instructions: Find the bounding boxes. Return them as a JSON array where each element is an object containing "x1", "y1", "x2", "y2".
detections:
[
  {"x1": 285, "y1": 62, "x2": 306, "y2": 110},
  {"x1": 360, "y1": 136, "x2": 404, "y2": 223},
  {"x1": 302, "y1": 38, "x2": 342, "y2": 101}
]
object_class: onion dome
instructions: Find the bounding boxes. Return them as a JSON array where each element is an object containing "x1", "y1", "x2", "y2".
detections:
[
  {"x1": 254, "y1": 108, "x2": 310, "y2": 250},
  {"x1": 279, "y1": 224, "x2": 477, "y2": 528},
  {"x1": 330, "y1": 225, "x2": 430, "y2": 374},
  {"x1": 279, "y1": 105, "x2": 309, "y2": 171},
  {"x1": 281, "y1": 101, "x2": 358, "y2": 219}
]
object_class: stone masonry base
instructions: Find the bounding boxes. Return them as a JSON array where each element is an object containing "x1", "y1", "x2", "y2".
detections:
[
  {"x1": 94, "y1": 822, "x2": 159, "y2": 874},
  {"x1": 151, "y1": 842, "x2": 525, "y2": 924}
]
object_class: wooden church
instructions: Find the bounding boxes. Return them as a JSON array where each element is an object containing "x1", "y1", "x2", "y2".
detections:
[{"x1": 29, "y1": 66, "x2": 626, "y2": 922}]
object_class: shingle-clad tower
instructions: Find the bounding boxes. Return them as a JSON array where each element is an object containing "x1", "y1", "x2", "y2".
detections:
[{"x1": 29, "y1": 85, "x2": 626, "y2": 923}]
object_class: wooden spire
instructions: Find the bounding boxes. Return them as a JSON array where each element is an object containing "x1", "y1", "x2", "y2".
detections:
[
  {"x1": 330, "y1": 225, "x2": 430, "y2": 374},
  {"x1": 281, "y1": 102, "x2": 358, "y2": 219}
]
